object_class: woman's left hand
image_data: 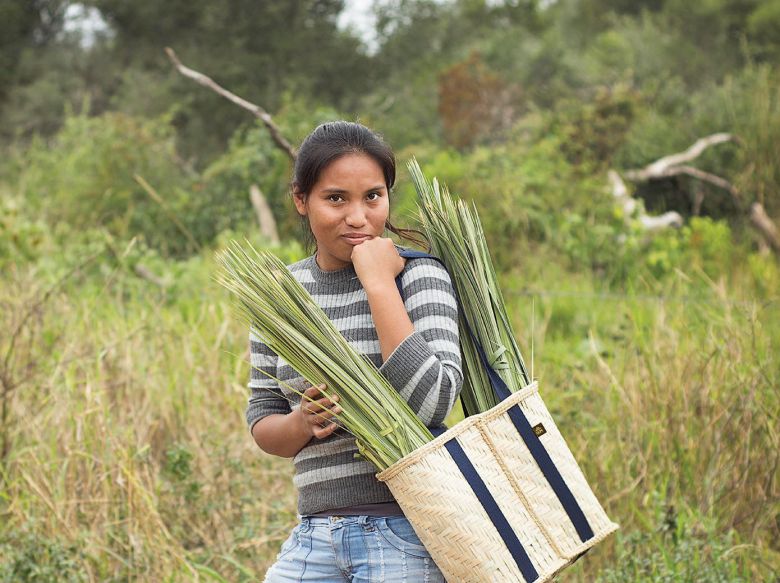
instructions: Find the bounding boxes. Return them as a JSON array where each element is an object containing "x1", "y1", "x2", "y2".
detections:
[{"x1": 351, "y1": 237, "x2": 406, "y2": 291}]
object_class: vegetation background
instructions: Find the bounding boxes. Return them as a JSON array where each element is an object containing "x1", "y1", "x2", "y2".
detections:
[{"x1": 1, "y1": 0, "x2": 778, "y2": 580}]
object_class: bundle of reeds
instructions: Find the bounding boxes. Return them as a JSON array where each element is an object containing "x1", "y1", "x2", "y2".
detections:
[
  {"x1": 408, "y1": 157, "x2": 531, "y2": 415},
  {"x1": 214, "y1": 240, "x2": 433, "y2": 470}
]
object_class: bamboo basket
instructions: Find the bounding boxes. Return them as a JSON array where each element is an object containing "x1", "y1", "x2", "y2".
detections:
[{"x1": 377, "y1": 380, "x2": 619, "y2": 583}]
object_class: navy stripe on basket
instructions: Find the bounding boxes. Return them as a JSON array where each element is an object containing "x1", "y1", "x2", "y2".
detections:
[
  {"x1": 444, "y1": 438, "x2": 539, "y2": 583},
  {"x1": 470, "y1": 321, "x2": 596, "y2": 542},
  {"x1": 505, "y1": 405, "x2": 595, "y2": 543}
]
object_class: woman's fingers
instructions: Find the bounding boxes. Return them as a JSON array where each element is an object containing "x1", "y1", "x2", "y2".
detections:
[
  {"x1": 311, "y1": 421, "x2": 340, "y2": 439},
  {"x1": 301, "y1": 383, "x2": 342, "y2": 438},
  {"x1": 303, "y1": 403, "x2": 341, "y2": 427},
  {"x1": 311, "y1": 403, "x2": 342, "y2": 419},
  {"x1": 302, "y1": 383, "x2": 338, "y2": 403},
  {"x1": 303, "y1": 383, "x2": 339, "y2": 410},
  {"x1": 308, "y1": 394, "x2": 340, "y2": 410},
  {"x1": 302, "y1": 383, "x2": 326, "y2": 398}
]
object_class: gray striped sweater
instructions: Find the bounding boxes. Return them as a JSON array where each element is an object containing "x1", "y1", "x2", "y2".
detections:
[{"x1": 245, "y1": 245, "x2": 464, "y2": 516}]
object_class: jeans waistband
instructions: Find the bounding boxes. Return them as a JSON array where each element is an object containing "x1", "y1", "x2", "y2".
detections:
[{"x1": 300, "y1": 515, "x2": 379, "y2": 528}]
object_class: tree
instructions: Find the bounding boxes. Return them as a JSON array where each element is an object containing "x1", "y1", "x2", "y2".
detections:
[
  {"x1": 86, "y1": 0, "x2": 374, "y2": 163},
  {"x1": 0, "y1": 0, "x2": 68, "y2": 104}
]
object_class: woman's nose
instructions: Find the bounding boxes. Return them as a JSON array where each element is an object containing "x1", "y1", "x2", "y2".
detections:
[{"x1": 345, "y1": 205, "x2": 367, "y2": 226}]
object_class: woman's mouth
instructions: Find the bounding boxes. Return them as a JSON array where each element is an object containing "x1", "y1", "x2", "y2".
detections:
[{"x1": 342, "y1": 234, "x2": 371, "y2": 245}]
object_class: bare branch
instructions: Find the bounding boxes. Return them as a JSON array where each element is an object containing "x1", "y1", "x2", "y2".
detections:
[
  {"x1": 165, "y1": 47, "x2": 297, "y2": 161},
  {"x1": 750, "y1": 203, "x2": 780, "y2": 253},
  {"x1": 134, "y1": 174, "x2": 202, "y2": 252},
  {"x1": 250, "y1": 184, "x2": 280, "y2": 245},
  {"x1": 624, "y1": 133, "x2": 735, "y2": 181},
  {"x1": 608, "y1": 170, "x2": 637, "y2": 215},
  {"x1": 608, "y1": 170, "x2": 682, "y2": 231},
  {"x1": 134, "y1": 263, "x2": 171, "y2": 288},
  {"x1": 619, "y1": 133, "x2": 779, "y2": 254},
  {"x1": 639, "y1": 212, "x2": 684, "y2": 231},
  {"x1": 660, "y1": 165, "x2": 741, "y2": 202}
]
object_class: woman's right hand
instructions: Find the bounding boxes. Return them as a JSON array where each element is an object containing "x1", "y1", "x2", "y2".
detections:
[{"x1": 299, "y1": 383, "x2": 342, "y2": 439}]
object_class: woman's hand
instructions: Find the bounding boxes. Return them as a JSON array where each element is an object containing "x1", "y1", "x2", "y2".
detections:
[
  {"x1": 298, "y1": 383, "x2": 342, "y2": 439},
  {"x1": 351, "y1": 237, "x2": 406, "y2": 292}
]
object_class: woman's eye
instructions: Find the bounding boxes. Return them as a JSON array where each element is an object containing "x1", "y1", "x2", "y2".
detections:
[{"x1": 327, "y1": 192, "x2": 381, "y2": 202}]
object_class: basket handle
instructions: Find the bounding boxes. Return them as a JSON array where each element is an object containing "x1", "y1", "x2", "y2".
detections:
[{"x1": 394, "y1": 248, "x2": 513, "y2": 405}]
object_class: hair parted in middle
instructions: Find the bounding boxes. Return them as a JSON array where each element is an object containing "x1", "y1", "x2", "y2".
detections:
[{"x1": 291, "y1": 120, "x2": 430, "y2": 254}]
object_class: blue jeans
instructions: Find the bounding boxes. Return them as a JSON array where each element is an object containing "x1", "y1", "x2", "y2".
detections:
[{"x1": 263, "y1": 515, "x2": 447, "y2": 582}]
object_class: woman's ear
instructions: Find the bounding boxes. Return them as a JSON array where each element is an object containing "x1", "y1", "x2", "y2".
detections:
[{"x1": 292, "y1": 191, "x2": 307, "y2": 216}]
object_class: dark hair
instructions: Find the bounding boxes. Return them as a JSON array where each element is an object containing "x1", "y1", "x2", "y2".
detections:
[{"x1": 291, "y1": 120, "x2": 430, "y2": 254}]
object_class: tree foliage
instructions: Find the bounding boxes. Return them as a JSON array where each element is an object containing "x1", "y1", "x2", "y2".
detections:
[{"x1": 1, "y1": 0, "x2": 779, "y2": 259}]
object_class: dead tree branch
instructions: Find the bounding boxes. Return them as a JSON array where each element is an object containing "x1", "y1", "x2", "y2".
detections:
[
  {"x1": 608, "y1": 170, "x2": 683, "y2": 231},
  {"x1": 750, "y1": 203, "x2": 780, "y2": 253},
  {"x1": 134, "y1": 174, "x2": 201, "y2": 252},
  {"x1": 618, "y1": 133, "x2": 779, "y2": 254},
  {"x1": 624, "y1": 133, "x2": 735, "y2": 182},
  {"x1": 658, "y1": 165, "x2": 741, "y2": 202},
  {"x1": 250, "y1": 184, "x2": 280, "y2": 245},
  {"x1": 165, "y1": 47, "x2": 297, "y2": 161},
  {"x1": 134, "y1": 264, "x2": 171, "y2": 288}
]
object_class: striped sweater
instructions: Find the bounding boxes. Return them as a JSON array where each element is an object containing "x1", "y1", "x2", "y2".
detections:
[{"x1": 245, "y1": 245, "x2": 464, "y2": 516}]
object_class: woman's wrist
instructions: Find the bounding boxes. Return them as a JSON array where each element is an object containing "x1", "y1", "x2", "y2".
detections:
[
  {"x1": 289, "y1": 407, "x2": 314, "y2": 440},
  {"x1": 251, "y1": 410, "x2": 312, "y2": 458},
  {"x1": 362, "y1": 275, "x2": 397, "y2": 297}
]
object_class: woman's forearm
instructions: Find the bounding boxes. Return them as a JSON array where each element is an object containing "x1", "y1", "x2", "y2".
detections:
[
  {"x1": 364, "y1": 277, "x2": 415, "y2": 362},
  {"x1": 251, "y1": 409, "x2": 311, "y2": 458}
]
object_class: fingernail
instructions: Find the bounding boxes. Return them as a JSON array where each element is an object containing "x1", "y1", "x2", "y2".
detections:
[
  {"x1": 332, "y1": 395, "x2": 339, "y2": 402},
  {"x1": 333, "y1": 406, "x2": 342, "y2": 414}
]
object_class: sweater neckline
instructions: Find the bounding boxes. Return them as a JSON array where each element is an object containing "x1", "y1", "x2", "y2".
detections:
[{"x1": 306, "y1": 253, "x2": 358, "y2": 285}]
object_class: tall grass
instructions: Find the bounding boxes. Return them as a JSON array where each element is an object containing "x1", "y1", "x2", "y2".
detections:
[{"x1": 0, "y1": 241, "x2": 777, "y2": 581}]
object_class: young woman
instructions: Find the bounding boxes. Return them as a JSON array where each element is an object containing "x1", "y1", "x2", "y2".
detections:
[{"x1": 247, "y1": 121, "x2": 462, "y2": 582}]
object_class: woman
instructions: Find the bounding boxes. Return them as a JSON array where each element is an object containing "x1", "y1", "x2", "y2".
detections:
[{"x1": 247, "y1": 120, "x2": 462, "y2": 582}]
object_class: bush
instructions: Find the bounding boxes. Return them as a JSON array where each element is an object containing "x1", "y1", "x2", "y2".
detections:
[
  {"x1": 0, "y1": 194, "x2": 48, "y2": 271},
  {"x1": 15, "y1": 110, "x2": 199, "y2": 258},
  {"x1": 597, "y1": 495, "x2": 754, "y2": 583},
  {"x1": 0, "y1": 528, "x2": 86, "y2": 583}
]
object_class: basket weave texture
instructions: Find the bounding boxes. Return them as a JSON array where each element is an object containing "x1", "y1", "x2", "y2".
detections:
[{"x1": 376, "y1": 381, "x2": 619, "y2": 583}]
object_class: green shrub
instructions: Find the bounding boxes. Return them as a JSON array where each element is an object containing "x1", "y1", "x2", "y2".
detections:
[
  {"x1": 0, "y1": 194, "x2": 48, "y2": 271},
  {"x1": 16, "y1": 110, "x2": 198, "y2": 257},
  {"x1": 0, "y1": 528, "x2": 86, "y2": 583},
  {"x1": 597, "y1": 495, "x2": 754, "y2": 583},
  {"x1": 746, "y1": 251, "x2": 780, "y2": 297}
]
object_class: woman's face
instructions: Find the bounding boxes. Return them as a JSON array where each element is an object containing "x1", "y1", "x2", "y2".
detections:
[{"x1": 294, "y1": 153, "x2": 390, "y2": 271}]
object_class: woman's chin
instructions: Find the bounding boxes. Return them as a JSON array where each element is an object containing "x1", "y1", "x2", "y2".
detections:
[{"x1": 318, "y1": 247, "x2": 354, "y2": 268}]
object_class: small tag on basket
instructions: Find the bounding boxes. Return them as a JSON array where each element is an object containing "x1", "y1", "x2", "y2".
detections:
[{"x1": 532, "y1": 423, "x2": 546, "y2": 437}]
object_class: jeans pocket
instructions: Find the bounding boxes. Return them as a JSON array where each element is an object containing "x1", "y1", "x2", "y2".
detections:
[
  {"x1": 275, "y1": 524, "x2": 301, "y2": 562},
  {"x1": 376, "y1": 516, "x2": 431, "y2": 558}
]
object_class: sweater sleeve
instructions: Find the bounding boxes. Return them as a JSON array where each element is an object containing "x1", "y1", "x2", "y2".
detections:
[
  {"x1": 378, "y1": 258, "x2": 463, "y2": 427},
  {"x1": 246, "y1": 326, "x2": 291, "y2": 433}
]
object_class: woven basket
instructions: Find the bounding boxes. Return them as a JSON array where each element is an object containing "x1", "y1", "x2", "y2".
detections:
[{"x1": 376, "y1": 380, "x2": 619, "y2": 583}]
